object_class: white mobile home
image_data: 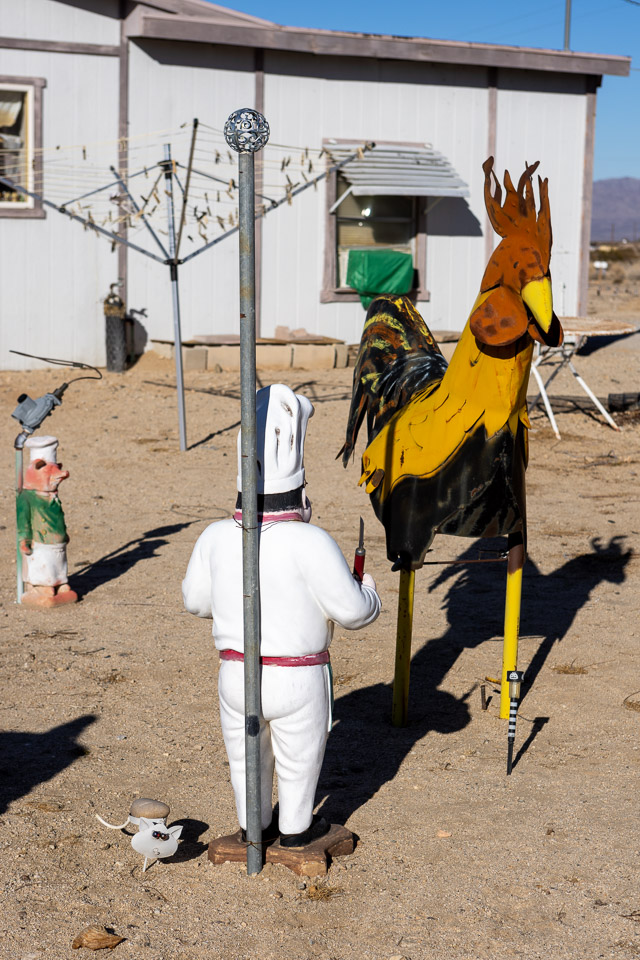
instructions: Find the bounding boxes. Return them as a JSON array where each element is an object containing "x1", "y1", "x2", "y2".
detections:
[{"x1": 0, "y1": 0, "x2": 630, "y2": 368}]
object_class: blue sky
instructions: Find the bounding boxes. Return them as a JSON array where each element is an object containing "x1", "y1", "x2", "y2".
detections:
[{"x1": 213, "y1": 0, "x2": 639, "y2": 181}]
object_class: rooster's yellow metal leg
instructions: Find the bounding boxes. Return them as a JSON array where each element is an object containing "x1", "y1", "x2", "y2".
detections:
[
  {"x1": 392, "y1": 568, "x2": 415, "y2": 727},
  {"x1": 500, "y1": 537, "x2": 525, "y2": 718}
]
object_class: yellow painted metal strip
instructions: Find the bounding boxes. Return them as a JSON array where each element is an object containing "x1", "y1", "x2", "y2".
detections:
[
  {"x1": 500, "y1": 544, "x2": 524, "y2": 718},
  {"x1": 392, "y1": 568, "x2": 415, "y2": 727}
]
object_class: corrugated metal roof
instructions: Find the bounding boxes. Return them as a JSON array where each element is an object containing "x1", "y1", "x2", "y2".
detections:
[{"x1": 328, "y1": 144, "x2": 469, "y2": 198}]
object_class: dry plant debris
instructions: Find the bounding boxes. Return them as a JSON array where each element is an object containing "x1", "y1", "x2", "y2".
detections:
[
  {"x1": 304, "y1": 883, "x2": 343, "y2": 901},
  {"x1": 71, "y1": 926, "x2": 125, "y2": 950},
  {"x1": 553, "y1": 661, "x2": 588, "y2": 674},
  {"x1": 623, "y1": 692, "x2": 640, "y2": 712}
]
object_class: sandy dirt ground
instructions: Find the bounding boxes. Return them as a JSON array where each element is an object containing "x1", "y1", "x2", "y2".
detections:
[{"x1": 1, "y1": 302, "x2": 639, "y2": 960}]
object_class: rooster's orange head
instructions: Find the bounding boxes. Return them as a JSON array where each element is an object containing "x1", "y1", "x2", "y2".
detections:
[{"x1": 470, "y1": 157, "x2": 562, "y2": 348}]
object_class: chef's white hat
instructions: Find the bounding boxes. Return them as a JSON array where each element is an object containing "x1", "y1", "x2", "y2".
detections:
[
  {"x1": 25, "y1": 435, "x2": 59, "y2": 464},
  {"x1": 237, "y1": 384, "x2": 314, "y2": 494}
]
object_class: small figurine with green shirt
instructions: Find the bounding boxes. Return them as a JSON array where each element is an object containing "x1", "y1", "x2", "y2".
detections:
[{"x1": 17, "y1": 435, "x2": 78, "y2": 607}]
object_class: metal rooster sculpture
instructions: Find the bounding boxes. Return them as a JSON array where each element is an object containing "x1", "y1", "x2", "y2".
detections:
[{"x1": 340, "y1": 157, "x2": 563, "y2": 724}]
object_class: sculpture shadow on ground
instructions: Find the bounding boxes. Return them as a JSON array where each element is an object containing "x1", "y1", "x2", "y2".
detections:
[
  {"x1": 163, "y1": 818, "x2": 210, "y2": 864},
  {"x1": 70, "y1": 521, "x2": 196, "y2": 596},
  {"x1": 317, "y1": 534, "x2": 631, "y2": 825},
  {"x1": 0, "y1": 714, "x2": 96, "y2": 815}
]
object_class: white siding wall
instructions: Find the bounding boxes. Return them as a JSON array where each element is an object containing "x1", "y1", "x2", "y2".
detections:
[
  {"x1": 0, "y1": 0, "x2": 120, "y2": 45},
  {"x1": 0, "y1": 47, "x2": 119, "y2": 370},
  {"x1": 261, "y1": 54, "x2": 492, "y2": 343},
  {"x1": 126, "y1": 40, "x2": 255, "y2": 344},
  {"x1": 0, "y1": 17, "x2": 592, "y2": 367},
  {"x1": 261, "y1": 56, "x2": 588, "y2": 342},
  {"x1": 496, "y1": 71, "x2": 587, "y2": 318}
]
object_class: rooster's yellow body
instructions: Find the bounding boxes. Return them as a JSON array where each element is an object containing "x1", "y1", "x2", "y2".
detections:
[{"x1": 341, "y1": 158, "x2": 563, "y2": 571}]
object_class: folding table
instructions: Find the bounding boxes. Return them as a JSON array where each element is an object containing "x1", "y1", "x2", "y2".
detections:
[{"x1": 528, "y1": 316, "x2": 638, "y2": 439}]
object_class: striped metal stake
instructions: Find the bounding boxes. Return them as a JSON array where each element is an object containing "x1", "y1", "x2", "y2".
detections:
[{"x1": 506, "y1": 670, "x2": 524, "y2": 775}]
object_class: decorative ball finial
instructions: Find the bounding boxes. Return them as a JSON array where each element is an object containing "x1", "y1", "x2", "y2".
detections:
[{"x1": 224, "y1": 108, "x2": 270, "y2": 154}]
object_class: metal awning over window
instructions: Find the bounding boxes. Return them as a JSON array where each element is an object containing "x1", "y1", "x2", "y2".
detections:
[{"x1": 328, "y1": 143, "x2": 469, "y2": 198}]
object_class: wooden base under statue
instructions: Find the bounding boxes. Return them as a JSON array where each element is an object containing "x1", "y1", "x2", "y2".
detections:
[
  {"x1": 20, "y1": 584, "x2": 78, "y2": 607},
  {"x1": 208, "y1": 824, "x2": 355, "y2": 876}
]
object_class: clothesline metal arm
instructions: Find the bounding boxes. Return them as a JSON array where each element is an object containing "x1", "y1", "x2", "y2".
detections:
[
  {"x1": 109, "y1": 165, "x2": 169, "y2": 260},
  {"x1": 179, "y1": 146, "x2": 368, "y2": 265},
  {"x1": 175, "y1": 162, "x2": 278, "y2": 206},
  {"x1": 0, "y1": 175, "x2": 167, "y2": 264}
]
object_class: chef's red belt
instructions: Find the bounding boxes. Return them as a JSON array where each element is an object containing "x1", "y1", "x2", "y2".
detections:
[{"x1": 219, "y1": 649, "x2": 330, "y2": 667}]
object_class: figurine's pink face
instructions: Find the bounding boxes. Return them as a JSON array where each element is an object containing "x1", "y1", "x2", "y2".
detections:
[{"x1": 23, "y1": 459, "x2": 69, "y2": 494}]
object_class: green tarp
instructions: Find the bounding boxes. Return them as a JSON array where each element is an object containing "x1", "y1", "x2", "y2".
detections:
[{"x1": 346, "y1": 249, "x2": 414, "y2": 308}]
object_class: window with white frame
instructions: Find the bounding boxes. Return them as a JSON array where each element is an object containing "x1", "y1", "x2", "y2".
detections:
[
  {"x1": 334, "y1": 174, "x2": 416, "y2": 288},
  {"x1": 0, "y1": 77, "x2": 45, "y2": 218},
  {"x1": 321, "y1": 141, "x2": 469, "y2": 304}
]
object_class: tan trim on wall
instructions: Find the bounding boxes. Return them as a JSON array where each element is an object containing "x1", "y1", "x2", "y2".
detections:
[
  {"x1": 485, "y1": 66, "x2": 498, "y2": 264},
  {"x1": 578, "y1": 75, "x2": 600, "y2": 316},
  {"x1": 0, "y1": 36, "x2": 119, "y2": 57}
]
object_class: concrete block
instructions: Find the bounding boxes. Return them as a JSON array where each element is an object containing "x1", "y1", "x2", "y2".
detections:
[
  {"x1": 291, "y1": 343, "x2": 337, "y2": 369},
  {"x1": 182, "y1": 346, "x2": 208, "y2": 371},
  {"x1": 256, "y1": 344, "x2": 293, "y2": 369},
  {"x1": 437, "y1": 340, "x2": 459, "y2": 363},
  {"x1": 206, "y1": 346, "x2": 240, "y2": 371},
  {"x1": 151, "y1": 340, "x2": 173, "y2": 360},
  {"x1": 334, "y1": 343, "x2": 349, "y2": 368}
]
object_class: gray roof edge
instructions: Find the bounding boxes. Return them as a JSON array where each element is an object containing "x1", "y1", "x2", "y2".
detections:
[
  {"x1": 129, "y1": 0, "x2": 275, "y2": 28},
  {"x1": 131, "y1": 12, "x2": 631, "y2": 77}
]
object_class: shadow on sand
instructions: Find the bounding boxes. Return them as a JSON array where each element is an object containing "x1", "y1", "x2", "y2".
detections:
[
  {"x1": 0, "y1": 714, "x2": 96, "y2": 814},
  {"x1": 318, "y1": 535, "x2": 631, "y2": 824},
  {"x1": 70, "y1": 521, "x2": 196, "y2": 597}
]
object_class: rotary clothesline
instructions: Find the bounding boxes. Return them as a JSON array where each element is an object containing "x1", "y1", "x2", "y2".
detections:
[
  {"x1": 0, "y1": 117, "x2": 371, "y2": 451},
  {"x1": 1, "y1": 124, "x2": 370, "y2": 260},
  {"x1": 0, "y1": 120, "x2": 345, "y2": 253}
]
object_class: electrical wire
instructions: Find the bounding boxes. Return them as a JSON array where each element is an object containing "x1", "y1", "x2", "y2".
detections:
[{"x1": 9, "y1": 350, "x2": 103, "y2": 383}]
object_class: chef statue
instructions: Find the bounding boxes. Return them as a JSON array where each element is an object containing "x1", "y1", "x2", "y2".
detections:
[
  {"x1": 183, "y1": 384, "x2": 381, "y2": 850},
  {"x1": 17, "y1": 435, "x2": 78, "y2": 607}
]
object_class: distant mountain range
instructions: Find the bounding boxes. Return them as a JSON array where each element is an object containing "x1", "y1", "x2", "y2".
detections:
[{"x1": 591, "y1": 178, "x2": 640, "y2": 243}]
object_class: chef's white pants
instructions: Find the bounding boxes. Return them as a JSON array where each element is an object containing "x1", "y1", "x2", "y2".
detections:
[
  {"x1": 218, "y1": 659, "x2": 331, "y2": 835},
  {"x1": 25, "y1": 542, "x2": 68, "y2": 586}
]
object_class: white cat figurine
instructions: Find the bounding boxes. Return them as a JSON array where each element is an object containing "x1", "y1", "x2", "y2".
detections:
[{"x1": 96, "y1": 797, "x2": 183, "y2": 872}]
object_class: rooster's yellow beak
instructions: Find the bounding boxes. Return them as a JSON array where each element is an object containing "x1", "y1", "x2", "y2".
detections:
[{"x1": 521, "y1": 277, "x2": 553, "y2": 333}]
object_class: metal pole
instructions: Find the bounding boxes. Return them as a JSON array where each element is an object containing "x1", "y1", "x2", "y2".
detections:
[
  {"x1": 564, "y1": 0, "x2": 572, "y2": 50},
  {"x1": 161, "y1": 144, "x2": 188, "y2": 452},
  {"x1": 15, "y1": 442, "x2": 24, "y2": 603},
  {"x1": 176, "y1": 118, "x2": 199, "y2": 260},
  {"x1": 225, "y1": 108, "x2": 270, "y2": 877}
]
